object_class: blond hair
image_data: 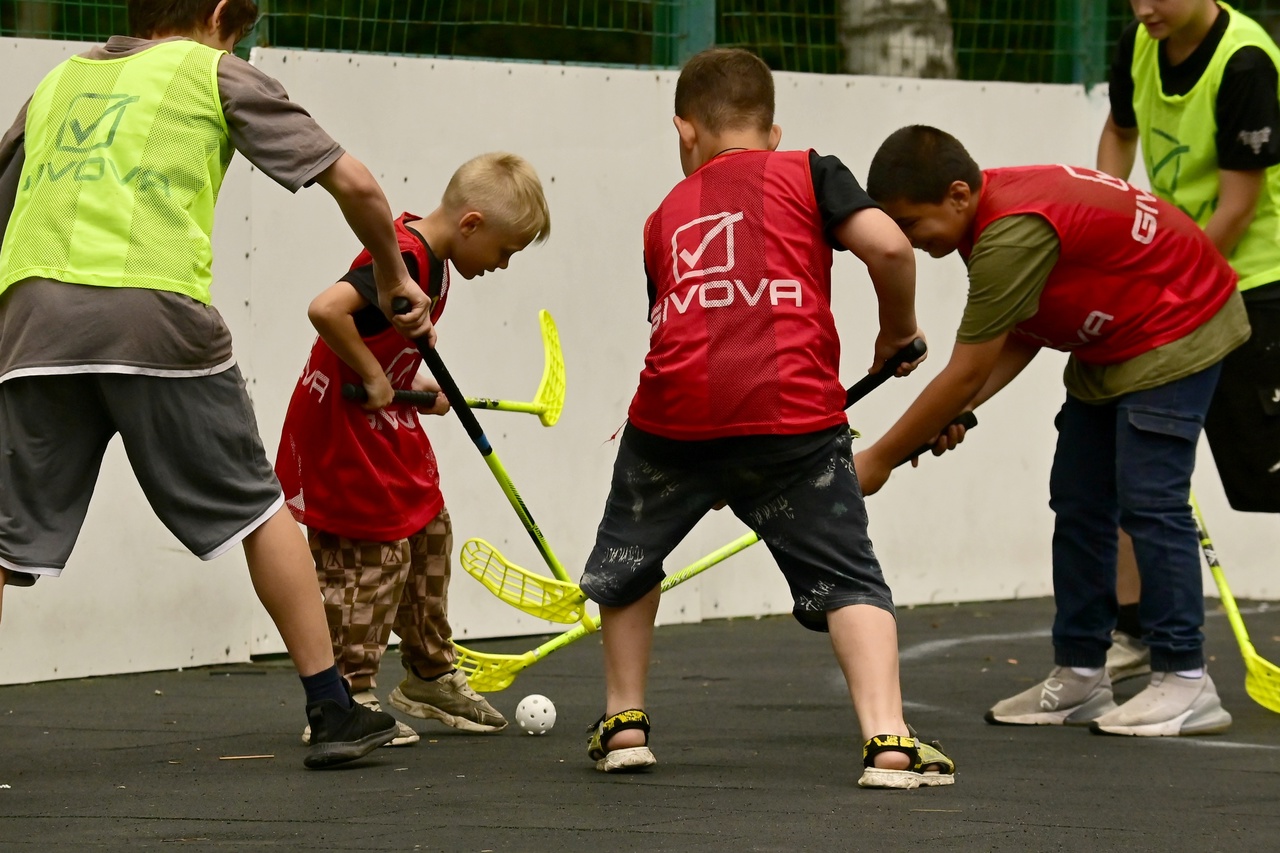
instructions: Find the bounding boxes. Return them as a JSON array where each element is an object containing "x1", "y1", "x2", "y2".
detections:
[{"x1": 442, "y1": 152, "x2": 551, "y2": 244}]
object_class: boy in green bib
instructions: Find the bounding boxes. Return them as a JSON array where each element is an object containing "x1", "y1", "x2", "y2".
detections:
[
  {"x1": 0, "y1": 0, "x2": 435, "y2": 770},
  {"x1": 1097, "y1": 0, "x2": 1280, "y2": 683}
]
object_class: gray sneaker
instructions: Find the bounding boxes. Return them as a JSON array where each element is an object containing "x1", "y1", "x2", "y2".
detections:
[
  {"x1": 390, "y1": 668, "x2": 508, "y2": 733},
  {"x1": 1090, "y1": 672, "x2": 1232, "y2": 737},
  {"x1": 985, "y1": 666, "x2": 1118, "y2": 726},
  {"x1": 302, "y1": 691, "x2": 420, "y2": 747},
  {"x1": 1105, "y1": 631, "x2": 1152, "y2": 683}
]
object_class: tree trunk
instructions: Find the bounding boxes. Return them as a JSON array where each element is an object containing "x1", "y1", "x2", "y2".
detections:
[
  {"x1": 16, "y1": 2, "x2": 57, "y2": 37},
  {"x1": 841, "y1": 0, "x2": 957, "y2": 79}
]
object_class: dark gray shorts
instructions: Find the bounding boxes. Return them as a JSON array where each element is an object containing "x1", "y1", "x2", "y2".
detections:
[
  {"x1": 0, "y1": 367, "x2": 283, "y2": 578},
  {"x1": 579, "y1": 426, "x2": 894, "y2": 632}
]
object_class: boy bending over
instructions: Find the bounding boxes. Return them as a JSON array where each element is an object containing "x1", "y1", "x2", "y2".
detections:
[
  {"x1": 0, "y1": 0, "x2": 435, "y2": 768},
  {"x1": 858, "y1": 125, "x2": 1248, "y2": 737},
  {"x1": 577, "y1": 48, "x2": 955, "y2": 789},
  {"x1": 278, "y1": 153, "x2": 550, "y2": 747}
]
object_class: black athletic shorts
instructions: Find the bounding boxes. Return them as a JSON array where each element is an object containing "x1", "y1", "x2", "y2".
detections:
[{"x1": 1204, "y1": 289, "x2": 1280, "y2": 512}]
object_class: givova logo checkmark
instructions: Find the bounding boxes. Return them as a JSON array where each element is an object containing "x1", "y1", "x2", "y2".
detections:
[
  {"x1": 56, "y1": 93, "x2": 140, "y2": 153},
  {"x1": 671, "y1": 211, "x2": 744, "y2": 283}
]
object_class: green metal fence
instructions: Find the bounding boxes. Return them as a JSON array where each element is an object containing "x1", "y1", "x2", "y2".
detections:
[{"x1": 4, "y1": 1, "x2": 1280, "y2": 86}]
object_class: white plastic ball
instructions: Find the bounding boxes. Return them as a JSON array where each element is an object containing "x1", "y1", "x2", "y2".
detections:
[{"x1": 515, "y1": 694, "x2": 556, "y2": 735}]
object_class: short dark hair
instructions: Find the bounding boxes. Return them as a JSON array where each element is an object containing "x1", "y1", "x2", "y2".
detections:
[
  {"x1": 674, "y1": 48, "x2": 774, "y2": 134},
  {"x1": 866, "y1": 125, "x2": 984, "y2": 204},
  {"x1": 129, "y1": 0, "x2": 259, "y2": 42}
]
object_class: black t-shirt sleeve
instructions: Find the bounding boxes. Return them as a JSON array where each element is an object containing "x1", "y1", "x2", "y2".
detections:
[
  {"x1": 338, "y1": 251, "x2": 420, "y2": 337},
  {"x1": 1109, "y1": 21, "x2": 1140, "y2": 128},
  {"x1": 644, "y1": 254, "x2": 658, "y2": 319},
  {"x1": 1217, "y1": 45, "x2": 1280, "y2": 171},
  {"x1": 808, "y1": 150, "x2": 878, "y2": 250}
]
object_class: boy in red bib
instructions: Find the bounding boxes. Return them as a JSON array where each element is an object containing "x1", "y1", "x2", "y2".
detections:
[
  {"x1": 578, "y1": 48, "x2": 955, "y2": 789},
  {"x1": 859, "y1": 125, "x2": 1249, "y2": 737},
  {"x1": 277, "y1": 153, "x2": 550, "y2": 745}
]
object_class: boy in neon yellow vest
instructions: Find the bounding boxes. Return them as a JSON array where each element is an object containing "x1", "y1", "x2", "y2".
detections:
[
  {"x1": 1097, "y1": 0, "x2": 1280, "y2": 685},
  {"x1": 0, "y1": 0, "x2": 436, "y2": 770}
]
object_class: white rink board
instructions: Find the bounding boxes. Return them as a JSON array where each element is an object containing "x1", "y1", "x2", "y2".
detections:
[{"x1": 0, "y1": 39, "x2": 1272, "y2": 684}]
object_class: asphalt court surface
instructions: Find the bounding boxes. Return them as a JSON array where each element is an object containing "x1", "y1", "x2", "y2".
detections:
[{"x1": 2, "y1": 596, "x2": 1279, "y2": 851}]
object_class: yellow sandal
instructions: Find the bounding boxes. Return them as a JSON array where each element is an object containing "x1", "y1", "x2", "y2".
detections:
[{"x1": 586, "y1": 709, "x2": 657, "y2": 773}]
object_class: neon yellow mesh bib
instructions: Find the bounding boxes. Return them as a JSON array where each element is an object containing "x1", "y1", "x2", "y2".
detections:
[
  {"x1": 0, "y1": 40, "x2": 230, "y2": 304},
  {"x1": 1132, "y1": 3, "x2": 1280, "y2": 292}
]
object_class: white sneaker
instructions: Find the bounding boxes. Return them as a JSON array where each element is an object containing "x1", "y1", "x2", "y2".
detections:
[
  {"x1": 1090, "y1": 672, "x2": 1232, "y2": 736},
  {"x1": 1105, "y1": 631, "x2": 1151, "y2": 683},
  {"x1": 985, "y1": 666, "x2": 1117, "y2": 726},
  {"x1": 302, "y1": 690, "x2": 420, "y2": 747}
]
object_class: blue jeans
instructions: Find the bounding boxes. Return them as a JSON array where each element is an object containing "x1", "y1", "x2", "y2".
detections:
[{"x1": 1048, "y1": 363, "x2": 1222, "y2": 673}]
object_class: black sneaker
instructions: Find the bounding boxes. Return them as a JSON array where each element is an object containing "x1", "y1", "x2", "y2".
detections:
[{"x1": 303, "y1": 698, "x2": 399, "y2": 769}]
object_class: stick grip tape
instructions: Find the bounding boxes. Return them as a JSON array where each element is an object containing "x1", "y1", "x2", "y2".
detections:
[
  {"x1": 844, "y1": 338, "x2": 927, "y2": 409},
  {"x1": 340, "y1": 384, "x2": 439, "y2": 408}
]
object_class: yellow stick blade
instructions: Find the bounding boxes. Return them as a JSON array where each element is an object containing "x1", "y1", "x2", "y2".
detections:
[
  {"x1": 534, "y1": 310, "x2": 566, "y2": 427},
  {"x1": 1244, "y1": 649, "x2": 1280, "y2": 715},
  {"x1": 452, "y1": 642, "x2": 522, "y2": 693},
  {"x1": 459, "y1": 538, "x2": 585, "y2": 623}
]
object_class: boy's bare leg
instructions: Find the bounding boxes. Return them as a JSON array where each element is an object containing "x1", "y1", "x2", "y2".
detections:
[
  {"x1": 828, "y1": 603, "x2": 912, "y2": 771},
  {"x1": 0, "y1": 567, "x2": 6, "y2": 626},
  {"x1": 243, "y1": 507, "x2": 335, "y2": 678},
  {"x1": 599, "y1": 583, "x2": 661, "y2": 750},
  {"x1": 1116, "y1": 530, "x2": 1141, "y2": 606}
]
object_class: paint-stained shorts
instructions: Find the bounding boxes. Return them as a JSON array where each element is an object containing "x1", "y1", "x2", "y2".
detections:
[{"x1": 579, "y1": 426, "x2": 893, "y2": 632}]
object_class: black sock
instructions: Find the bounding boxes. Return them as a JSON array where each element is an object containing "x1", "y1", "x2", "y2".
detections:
[
  {"x1": 1116, "y1": 604, "x2": 1142, "y2": 639},
  {"x1": 300, "y1": 666, "x2": 352, "y2": 708},
  {"x1": 412, "y1": 666, "x2": 456, "y2": 682}
]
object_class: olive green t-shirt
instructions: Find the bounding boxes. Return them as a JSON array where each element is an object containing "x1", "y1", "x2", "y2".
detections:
[{"x1": 958, "y1": 214, "x2": 1250, "y2": 403}]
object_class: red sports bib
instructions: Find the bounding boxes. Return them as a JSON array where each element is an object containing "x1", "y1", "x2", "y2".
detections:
[
  {"x1": 629, "y1": 149, "x2": 846, "y2": 439},
  {"x1": 963, "y1": 166, "x2": 1238, "y2": 363}
]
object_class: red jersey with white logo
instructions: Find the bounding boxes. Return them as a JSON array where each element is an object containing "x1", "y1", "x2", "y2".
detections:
[
  {"x1": 276, "y1": 214, "x2": 449, "y2": 541},
  {"x1": 629, "y1": 149, "x2": 846, "y2": 439},
  {"x1": 962, "y1": 166, "x2": 1238, "y2": 363}
]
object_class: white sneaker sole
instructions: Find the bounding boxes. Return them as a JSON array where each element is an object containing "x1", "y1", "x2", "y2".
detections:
[
  {"x1": 857, "y1": 767, "x2": 955, "y2": 789},
  {"x1": 389, "y1": 687, "x2": 508, "y2": 733},
  {"x1": 595, "y1": 746, "x2": 656, "y2": 773},
  {"x1": 1091, "y1": 707, "x2": 1233, "y2": 737}
]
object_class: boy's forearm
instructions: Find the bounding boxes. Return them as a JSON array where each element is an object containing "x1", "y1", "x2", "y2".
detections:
[
  {"x1": 966, "y1": 337, "x2": 1038, "y2": 410},
  {"x1": 311, "y1": 311, "x2": 384, "y2": 383},
  {"x1": 1203, "y1": 168, "x2": 1264, "y2": 256},
  {"x1": 870, "y1": 249, "x2": 918, "y2": 340},
  {"x1": 868, "y1": 339, "x2": 1002, "y2": 465},
  {"x1": 1096, "y1": 116, "x2": 1138, "y2": 180},
  {"x1": 314, "y1": 153, "x2": 408, "y2": 290}
]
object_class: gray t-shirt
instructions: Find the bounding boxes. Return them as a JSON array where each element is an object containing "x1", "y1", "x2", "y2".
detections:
[{"x1": 0, "y1": 36, "x2": 345, "y2": 380}]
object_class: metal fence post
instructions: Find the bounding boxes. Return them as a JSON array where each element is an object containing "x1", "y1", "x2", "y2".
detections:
[
  {"x1": 1055, "y1": 0, "x2": 1109, "y2": 87},
  {"x1": 652, "y1": 0, "x2": 717, "y2": 68}
]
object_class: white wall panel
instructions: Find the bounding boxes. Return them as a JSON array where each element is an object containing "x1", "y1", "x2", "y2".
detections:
[{"x1": 1, "y1": 38, "x2": 1271, "y2": 683}]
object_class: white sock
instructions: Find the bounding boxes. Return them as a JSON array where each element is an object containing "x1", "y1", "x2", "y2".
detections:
[
  {"x1": 1175, "y1": 668, "x2": 1204, "y2": 679},
  {"x1": 1070, "y1": 666, "x2": 1102, "y2": 677}
]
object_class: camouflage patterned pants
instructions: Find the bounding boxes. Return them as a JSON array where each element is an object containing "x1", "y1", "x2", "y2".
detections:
[{"x1": 309, "y1": 507, "x2": 455, "y2": 691}]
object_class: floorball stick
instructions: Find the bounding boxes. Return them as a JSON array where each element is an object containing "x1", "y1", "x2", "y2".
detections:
[
  {"x1": 462, "y1": 339, "x2": 935, "y2": 623},
  {"x1": 1191, "y1": 492, "x2": 1280, "y2": 714},
  {"x1": 452, "y1": 413, "x2": 979, "y2": 694},
  {"x1": 454, "y1": 530, "x2": 761, "y2": 692},
  {"x1": 338, "y1": 309, "x2": 565, "y2": 425},
  {"x1": 393, "y1": 298, "x2": 571, "y2": 582}
]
